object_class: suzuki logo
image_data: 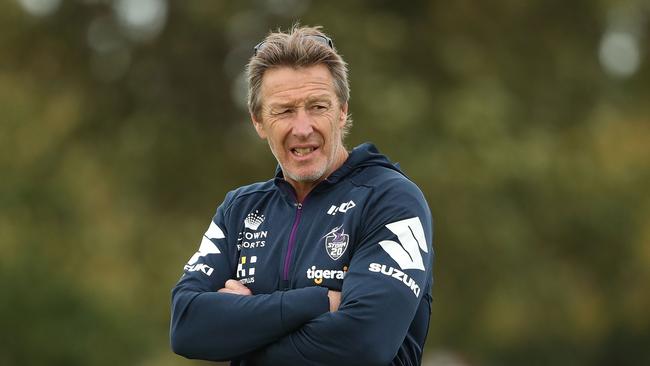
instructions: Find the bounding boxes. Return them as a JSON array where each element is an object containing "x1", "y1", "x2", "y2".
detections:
[{"x1": 327, "y1": 200, "x2": 356, "y2": 215}]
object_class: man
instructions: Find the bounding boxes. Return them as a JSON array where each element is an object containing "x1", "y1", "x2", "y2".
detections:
[{"x1": 170, "y1": 25, "x2": 434, "y2": 366}]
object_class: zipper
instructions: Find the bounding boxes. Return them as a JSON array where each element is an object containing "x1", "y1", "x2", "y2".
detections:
[{"x1": 281, "y1": 202, "x2": 303, "y2": 289}]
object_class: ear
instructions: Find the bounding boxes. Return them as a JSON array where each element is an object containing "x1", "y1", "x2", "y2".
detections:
[
  {"x1": 251, "y1": 113, "x2": 267, "y2": 139},
  {"x1": 338, "y1": 102, "x2": 348, "y2": 128}
]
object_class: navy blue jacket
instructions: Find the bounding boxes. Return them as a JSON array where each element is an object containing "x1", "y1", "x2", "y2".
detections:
[{"x1": 170, "y1": 143, "x2": 434, "y2": 365}]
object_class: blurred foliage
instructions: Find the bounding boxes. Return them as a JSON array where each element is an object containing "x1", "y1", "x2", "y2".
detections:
[{"x1": 1, "y1": 0, "x2": 649, "y2": 365}]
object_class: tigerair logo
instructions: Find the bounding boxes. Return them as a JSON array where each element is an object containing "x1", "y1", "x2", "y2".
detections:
[
  {"x1": 236, "y1": 255, "x2": 257, "y2": 284},
  {"x1": 306, "y1": 265, "x2": 348, "y2": 284}
]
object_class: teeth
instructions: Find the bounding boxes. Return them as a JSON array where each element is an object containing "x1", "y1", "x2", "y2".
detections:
[{"x1": 293, "y1": 147, "x2": 313, "y2": 156}]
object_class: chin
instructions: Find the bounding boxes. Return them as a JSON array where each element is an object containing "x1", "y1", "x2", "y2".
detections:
[{"x1": 286, "y1": 167, "x2": 327, "y2": 183}]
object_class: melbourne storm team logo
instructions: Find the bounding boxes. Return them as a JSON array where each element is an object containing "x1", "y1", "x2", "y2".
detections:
[{"x1": 324, "y1": 226, "x2": 349, "y2": 260}]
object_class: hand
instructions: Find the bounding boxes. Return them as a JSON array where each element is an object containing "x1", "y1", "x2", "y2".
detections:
[
  {"x1": 327, "y1": 290, "x2": 341, "y2": 312},
  {"x1": 217, "y1": 279, "x2": 252, "y2": 296}
]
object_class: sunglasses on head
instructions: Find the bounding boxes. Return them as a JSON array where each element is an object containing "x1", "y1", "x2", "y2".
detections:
[{"x1": 253, "y1": 35, "x2": 334, "y2": 56}]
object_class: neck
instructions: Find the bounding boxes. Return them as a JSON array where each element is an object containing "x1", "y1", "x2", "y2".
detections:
[{"x1": 291, "y1": 181, "x2": 318, "y2": 203}]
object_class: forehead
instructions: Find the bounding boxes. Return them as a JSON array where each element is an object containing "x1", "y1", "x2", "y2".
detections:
[{"x1": 261, "y1": 65, "x2": 336, "y2": 105}]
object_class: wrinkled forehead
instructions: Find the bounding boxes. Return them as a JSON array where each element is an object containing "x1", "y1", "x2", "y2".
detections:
[{"x1": 261, "y1": 65, "x2": 337, "y2": 105}]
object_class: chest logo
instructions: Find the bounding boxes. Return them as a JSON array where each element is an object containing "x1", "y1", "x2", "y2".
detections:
[
  {"x1": 324, "y1": 226, "x2": 349, "y2": 260},
  {"x1": 327, "y1": 200, "x2": 356, "y2": 215},
  {"x1": 244, "y1": 210, "x2": 265, "y2": 230},
  {"x1": 307, "y1": 265, "x2": 348, "y2": 284},
  {"x1": 238, "y1": 210, "x2": 268, "y2": 250},
  {"x1": 237, "y1": 255, "x2": 257, "y2": 284}
]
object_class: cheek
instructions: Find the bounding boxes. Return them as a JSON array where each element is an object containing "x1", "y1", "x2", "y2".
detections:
[
  {"x1": 268, "y1": 129, "x2": 287, "y2": 150},
  {"x1": 330, "y1": 115, "x2": 343, "y2": 136}
]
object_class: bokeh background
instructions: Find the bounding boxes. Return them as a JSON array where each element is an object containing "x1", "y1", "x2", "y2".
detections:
[{"x1": 2, "y1": 0, "x2": 649, "y2": 365}]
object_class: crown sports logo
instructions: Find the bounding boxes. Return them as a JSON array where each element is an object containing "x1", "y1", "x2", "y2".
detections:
[
  {"x1": 238, "y1": 210, "x2": 269, "y2": 250},
  {"x1": 244, "y1": 210, "x2": 265, "y2": 230}
]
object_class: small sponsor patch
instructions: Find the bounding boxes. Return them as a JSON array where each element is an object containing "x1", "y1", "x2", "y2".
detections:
[{"x1": 237, "y1": 255, "x2": 257, "y2": 283}]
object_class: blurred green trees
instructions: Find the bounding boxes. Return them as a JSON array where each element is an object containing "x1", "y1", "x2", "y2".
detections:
[{"x1": 1, "y1": 1, "x2": 648, "y2": 365}]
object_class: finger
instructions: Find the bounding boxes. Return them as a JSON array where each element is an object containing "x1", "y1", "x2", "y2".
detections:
[
  {"x1": 223, "y1": 279, "x2": 252, "y2": 295},
  {"x1": 225, "y1": 279, "x2": 251, "y2": 292},
  {"x1": 327, "y1": 290, "x2": 341, "y2": 312},
  {"x1": 218, "y1": 287, "x2": 251, "y2": 296},
  {"x1": 217, "y1": 288, "x2": 242, "y2": 295}
]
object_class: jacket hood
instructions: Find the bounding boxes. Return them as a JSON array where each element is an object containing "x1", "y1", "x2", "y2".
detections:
[{"x1": 326, "y1": 142, "x2": 404, "y2": 183}]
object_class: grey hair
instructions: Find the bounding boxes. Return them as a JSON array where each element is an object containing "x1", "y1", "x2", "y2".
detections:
[{"x1": 246, "y1": 24, "x2": 352, "y2": 137}]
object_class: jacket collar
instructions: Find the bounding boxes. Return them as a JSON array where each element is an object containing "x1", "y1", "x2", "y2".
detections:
[{"x1": 272, "y1": 142, "x2": 403, "y2": 198}]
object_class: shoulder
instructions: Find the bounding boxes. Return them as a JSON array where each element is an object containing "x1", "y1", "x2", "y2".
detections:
[
  {"x1": 351, "y1": 165, "x2": 431, "y2": 236},
  {"x1": 220, "y1": 179, "x2": 277, "y2": 214},
  {"x1": 351, "y1": 164, "x2": 427, "y2": 206}
]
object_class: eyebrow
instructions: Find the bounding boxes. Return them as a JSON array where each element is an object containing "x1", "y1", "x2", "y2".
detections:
[
  {"x1": 306, "y1": 94, "x2": 334, "y2": 104},
  {"x1": 268, "y1": 101, "x2": 297, "y2": 110}
]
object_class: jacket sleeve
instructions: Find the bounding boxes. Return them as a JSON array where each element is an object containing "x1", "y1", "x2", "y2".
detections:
[
  {"x1": 248, "y1": 179, "x2": 434, "y2": 366},
  {"x1": 170, "y1": 194, "x2": 330, "y2": 362}
]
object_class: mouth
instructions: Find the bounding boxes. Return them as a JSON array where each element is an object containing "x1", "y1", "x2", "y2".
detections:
[{"x1": 290, "y1": 146, "x2": 319, "y2": 157}]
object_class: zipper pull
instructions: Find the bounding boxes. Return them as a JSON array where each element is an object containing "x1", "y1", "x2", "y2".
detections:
[{"x1": 295, "y1": 202, "x2": 303, "y2": 209}]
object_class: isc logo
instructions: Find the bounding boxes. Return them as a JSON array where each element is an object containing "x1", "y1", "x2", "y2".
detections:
[{"x1": 327, "y1": 200, "x2": 356, "y2": 215}]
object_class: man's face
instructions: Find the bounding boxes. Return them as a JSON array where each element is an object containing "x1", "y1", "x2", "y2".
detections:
[{"x1": 252, "y1": 64, "x2": 348, "y2": 186}]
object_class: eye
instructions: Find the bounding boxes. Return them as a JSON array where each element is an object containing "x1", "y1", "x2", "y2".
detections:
[
  {"x1": 273, "y1": 109, "x2": 292, "y2": 116},
  {"x1": 312, "y1": 104, "x2": 328, "y2": 111}
]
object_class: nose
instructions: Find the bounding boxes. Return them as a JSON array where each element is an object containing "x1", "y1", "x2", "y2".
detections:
[{"x1": 291, "y1": 108, "x2": 314, "y2": 138}]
